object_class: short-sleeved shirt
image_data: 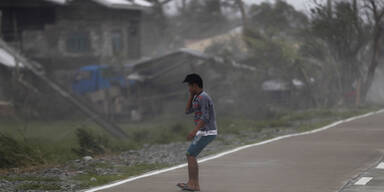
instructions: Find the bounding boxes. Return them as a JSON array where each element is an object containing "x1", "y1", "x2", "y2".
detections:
[{"x1": 186, "y1": 91, "x2": 217, "y2": 136}]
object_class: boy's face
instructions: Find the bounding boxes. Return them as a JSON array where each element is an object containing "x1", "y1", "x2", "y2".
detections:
[{"x1": 188, "y1": 83, "x2": 199, "y2": 95}]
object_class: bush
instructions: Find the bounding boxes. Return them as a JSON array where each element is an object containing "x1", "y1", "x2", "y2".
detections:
[
  {"x1": 132, "y1": 129, "x2": 150, "y2": 143},
  {"x1": 72, "y1": 128, "x2": 109, "y2": 156},
  {"x1": 0, "y1": 134, "x2": 43, "y2": 168}
]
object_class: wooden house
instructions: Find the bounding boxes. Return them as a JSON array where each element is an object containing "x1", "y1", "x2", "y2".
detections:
[{"x1": 0, "y1": 0, "x2": 151, "y2": 70}]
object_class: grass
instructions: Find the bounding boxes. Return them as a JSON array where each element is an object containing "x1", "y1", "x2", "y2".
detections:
[
  {"x1": 0, "y1": 175, "x2": 60, "y2": 182},
  {"x1": 0, "y1": 115, "x2": 192, "y2": 168},
  {"x1": 297, "y1": 120, "x2": 335, "y2": 132},
  {"x1": 0, "y1": 133, "x2": 45, "y2": 168},
  {"x1": 16, "y1": 183, "x2": 61, "y2": 191},
  {"x1": 1, "y1": 175, "x2": 62, "y2": 191},
  {"x1": 73, "y1": 163, "x2": 169, "y2": 188},
  {"x1": 0, "y1": 119, "x2": 99, "y2": 165}
]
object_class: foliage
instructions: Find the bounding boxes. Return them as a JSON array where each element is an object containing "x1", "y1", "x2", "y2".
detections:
[
  {"x1": 72, "y1": 128, "x2": 109, "y2": 156},
  {"x1": 304, "y1": 0, "x2": 384, "y2": 104},
  {"x1": 305, "y1": 1, "x2": 367, "y2": 100},
  {"x1": 172, "y1": 0, "x2": 230, "y2": 39},
  {"x1": 0, "y1": 133, "x2": 43, "y2": 168},
  {"x1": 248, "y1": 1, "x2": 308, "y2": 38}
]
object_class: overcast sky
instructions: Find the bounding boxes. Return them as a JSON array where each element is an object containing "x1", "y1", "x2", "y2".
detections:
[
  {"x1": 243, "y1": 0, "x2": 311, "y2": 11},
  {"x1": 166, "y1": 0, "x2": 314, "y2": 15}
]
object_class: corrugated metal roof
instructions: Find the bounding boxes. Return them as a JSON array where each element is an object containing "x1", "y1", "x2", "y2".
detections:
[
  {"x1": 262, "y1": 80, "x2": 289, "y2": 91},
  {"x1": 44, "y1": 0, "x2": 67, "y2": 4},
  {"x1": 44, "y1": 0, "x2": 152, "y2": 9},
  {"x1": 0, "y1": 48, "x2": 24, "y2": 68}
]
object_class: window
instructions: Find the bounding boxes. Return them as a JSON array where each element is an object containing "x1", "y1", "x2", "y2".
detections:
[
  {"x1": 129, "y1": 21, "x2": 138, "y2": 36},
  {"x1": 111, "y1": 30, "x2": 123, "y2": 55},
  {"x1": 66, "y1": 31, "x2": 90, "y2": 53}
]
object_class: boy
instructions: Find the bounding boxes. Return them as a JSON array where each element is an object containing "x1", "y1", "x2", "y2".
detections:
[{"x1": 177, "y1": 73, "x2": 217, "y2": 191}]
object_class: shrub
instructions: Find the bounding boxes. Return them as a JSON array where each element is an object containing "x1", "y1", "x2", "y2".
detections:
[
  {"x1": 0, "y1": 133, "x2": 43, "y2": 168},
  {"x1": 72, "y1": 128, "x2": 108, "y2": 156}
]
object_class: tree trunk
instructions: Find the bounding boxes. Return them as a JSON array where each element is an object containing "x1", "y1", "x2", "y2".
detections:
[
  {"x1": 361, "y1": 0, "x2": 384, "y2": 102},
  {"x1": 297, "y1": 63, "x2": 318, "y2": 107},
  {"x1": 362, "y1": 25, "x2": 383, "y2": 102},
  {"x1": 234, "y1": 0, "x2": 247, "y2": 29}
]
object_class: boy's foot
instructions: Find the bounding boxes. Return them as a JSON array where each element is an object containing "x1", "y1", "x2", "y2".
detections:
[
  {"x1": 176, "y1": 183, "x2": 200, "y2": 191},
  {"x1": 182, "y1": 185, "x2": 200, "y2": 191},
  {"x1": 182, "y1": 184, "x2": 200, "y2": 191},
  {"x1": 176, "y1": 183, "x2": 188, "y2": 189}
]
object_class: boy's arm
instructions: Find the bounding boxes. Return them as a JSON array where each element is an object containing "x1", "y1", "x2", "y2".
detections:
[
  {"x1": 185, "y1": 94, "x2": 194, "y2": 114},
  {"x1": 187, "y1": 96, "x2": 209, "y2": 140},
  {"x1": 187, "y1": 120, "x2": 205, "y2": 141}
]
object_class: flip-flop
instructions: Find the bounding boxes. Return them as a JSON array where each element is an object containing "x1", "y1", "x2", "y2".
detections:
[
  {"x1": 176, "y1": 183, "x2": 188, "y2": 189},
  {"x1": 182, "y1": 185, "x2": 200, "y2": 191}
]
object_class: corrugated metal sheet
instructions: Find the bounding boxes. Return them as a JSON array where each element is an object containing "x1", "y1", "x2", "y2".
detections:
[
  {"x1": 44, "y1": 0, "x2": 67, "y2": 4},
  {"x1": 0, "y1": 48, "x2": 23, "y2": 68},
  {"x1": 44, "y1": 0, "x2": 152, "y2": 9}
]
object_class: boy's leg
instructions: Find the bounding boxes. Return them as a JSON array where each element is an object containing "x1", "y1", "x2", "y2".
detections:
[
  {"x1": 183, "y1": 135, "x2": 216, "y2": 190},
  {"x1": 187, "y1": 155, "x2": 200, "y2": 190}
]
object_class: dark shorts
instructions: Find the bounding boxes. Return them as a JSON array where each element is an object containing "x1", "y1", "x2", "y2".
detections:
[{"x1": 186, "y1": 135, "x2": 216, "y2": 157}]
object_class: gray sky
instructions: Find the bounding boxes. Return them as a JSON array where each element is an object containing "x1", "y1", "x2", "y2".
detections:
[
  {"x1": 166, "y1": 0, "x2": 313, "y2": 16},
  {"x1": 243, "y1": 0, "x2": 311, "y2": 11}
]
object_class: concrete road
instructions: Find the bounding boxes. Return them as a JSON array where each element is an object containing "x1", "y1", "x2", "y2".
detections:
[{"x1": 95, "y1": 111, "x2": 384, "y2": 192}]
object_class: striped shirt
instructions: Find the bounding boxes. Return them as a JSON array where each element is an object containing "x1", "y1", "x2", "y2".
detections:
[{"x1": 186, "y1": 91, "x2": 218, "y2": 136}]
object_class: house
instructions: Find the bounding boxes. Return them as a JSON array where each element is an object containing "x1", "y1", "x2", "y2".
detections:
[
  {"x1": 121, "y1": 48, "x2": 256, "y2": 118},
  {"x1": 0, "y1": 0, "x2": 151, "y2": 70},
  {"x1": 262, "y1": 78, "x2": 306, "y2": 105}
]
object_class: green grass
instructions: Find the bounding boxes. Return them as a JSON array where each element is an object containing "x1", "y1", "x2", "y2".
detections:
[
  {"x1": 1, "y1": 175, "x2": 60, "y2": 182},
  {"x1": 16, "y1": 183, "x2": 61, "y2": 191},
  {"x1": 217, "y1": 106, "x2": 383, "y2": 137},
  {"x1": 5, "y1": 175, "x2": 62, "y2": 191},
  {"x1": 297, "y1": 120, "x2": 334, "y2": 132},
  {"x1": 0, "y1": 116, "x2": 192, "y2": 167},
  {"x1": 73, "y1": 163, "x2": 169, "y2": 188}
]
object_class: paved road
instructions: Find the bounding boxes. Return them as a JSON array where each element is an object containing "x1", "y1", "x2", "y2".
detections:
[{"x1": 96, "y1": 112, "x2": 384, "y2": 192}]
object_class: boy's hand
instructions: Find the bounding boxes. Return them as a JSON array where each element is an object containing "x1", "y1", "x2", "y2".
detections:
[{"x1": 187, "y1": 131, "x2": 196, "y2": 141}]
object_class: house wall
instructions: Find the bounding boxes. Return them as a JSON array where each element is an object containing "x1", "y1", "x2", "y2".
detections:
[{"x1": 0, "y1": 0, "x2": 142, "y2": 70}]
